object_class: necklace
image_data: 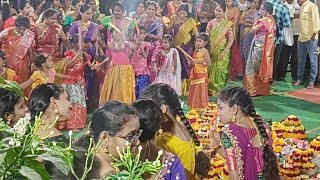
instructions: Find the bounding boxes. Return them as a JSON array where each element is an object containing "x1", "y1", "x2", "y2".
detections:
[{"x1": 235, "y1": 116, "x2": 249, "y2": 125}]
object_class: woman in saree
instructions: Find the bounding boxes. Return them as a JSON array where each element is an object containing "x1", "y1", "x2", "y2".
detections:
[
  {"x1": 35, "y1": 8, "x2": 70, "y2": 84},
  {"x1": 244, "y1": 2, "x2": 276, "y2": 96},
  {"x1": 211, "y1": 86, "x2": 280, "y2": 180},
  {"x1": 0, "y1": 16, "x2": 34, "y2": 95},
  {"x1": 141, "y1": 83, "x2": 211, "y2": 179},
  {"x1": 156, "y1": 2, "x2": 170, "y2": 35},
  {"x1": 129, "y1": 0, "x2": 146, "y2": 20},
  {"x1": 239, "y1": 0, "x2": 260, "y2": 64},
  {"x1": 225, "y1": 0, "x2": 243, "y2": 80},
  {"x1": 68, "y1": 4, "x2": 100, "y2": 110},
  {"x1": 138, "y1": 1, "x2": 164, "y2": 81},
  {"x1": 206, "y1": 3, "x2": 234, "y2": 94},
  {"x1": 64, "y1": 0, "x2": 84, "y2": 27},
  {"x1": 132, "y1": 99, "x2": 187, "y2": 179},
  {"x1": 167, "y1": 0, "x2": 182, "y2": 17},
  {"x1": 170, "y1": 3, "x2": 199, "y2": 96},
  {"x1": 101, "y1": 1, "x2": 135, "y2": 42}
]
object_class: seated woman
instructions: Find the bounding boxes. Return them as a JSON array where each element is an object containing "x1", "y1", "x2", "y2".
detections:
[
  {"x1": 141, "y1": 83, "x2": 210, "y2": 179},
  {"x1": 211, "y1": 87, "x2": 279, "y2": 179},
  {"x1": 28, "y1": 83, "x2": 72, "y2": 143},
  {"x1": 0, "y1": 87, "x2": 28, "y2": 127},
  {"x1": 132, "y1": 99, "x2": 186, "y2": 179},
  {"x1": 72, "y1": 100, "x2": 141, "y2": 178}
]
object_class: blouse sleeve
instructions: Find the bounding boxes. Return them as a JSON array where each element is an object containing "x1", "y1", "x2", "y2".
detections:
[
  {"x1": 221, "y1": 132, "x2": 238, "y2": 171},
  {"x1": 206, "y1": 20, "x2": 214, "y2": 33}
]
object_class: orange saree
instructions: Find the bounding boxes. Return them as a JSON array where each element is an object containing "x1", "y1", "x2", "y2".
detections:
[
  {"x1": 0, "y1": 27, "x2": 34, "y2": 95},
  {"x1": 244, "y1": 16, "x2": 276, "y2": 96}
]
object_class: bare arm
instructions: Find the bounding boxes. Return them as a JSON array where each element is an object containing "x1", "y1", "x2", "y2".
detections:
[
  {"x1": 204, "y1": 50, "x2": 211, "y2": 66},
  {"x1": 20, "y1": 79, "x2": 32, "y2": 89}
]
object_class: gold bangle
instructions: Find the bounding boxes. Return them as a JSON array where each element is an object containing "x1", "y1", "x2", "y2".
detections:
[{"x1": 212, "y1": 143, "x2": 222, "y2": 151}]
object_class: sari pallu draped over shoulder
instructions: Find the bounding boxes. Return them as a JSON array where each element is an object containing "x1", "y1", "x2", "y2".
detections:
[
  {"x1": 209, "y1": 20, "x2": 233, "y2": 51},
  {"x1": 1, "y1": 28, "x2": 35, "y2": 69},
  {"x1": 258, "y1": 17, "x2": 276, "y2": 82},
  {"x1": 173, "y1": 18, "x2": 200, "y2": 46}
]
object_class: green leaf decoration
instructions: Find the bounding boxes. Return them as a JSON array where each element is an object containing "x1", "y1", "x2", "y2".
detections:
[
  {"x1": 19, "y1": 166, "x2": 42, "y2": 180},
  {"x1": 25, "y1": 160, "x2": 50, "y2": 180},
  {"x1": 39, "y1": 153, "x2": 71, "y2": 175},
  {"x1": 0, "y1": 76, "x2": 25, "y2": 99},
  {"x1": 0, "y1": 152, "x2": 7, "y2": 165}
]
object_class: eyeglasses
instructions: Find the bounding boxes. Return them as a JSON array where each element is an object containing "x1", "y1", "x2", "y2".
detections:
[{"x1": 113, "y1": 129, "x2": 143, "y2": 143}]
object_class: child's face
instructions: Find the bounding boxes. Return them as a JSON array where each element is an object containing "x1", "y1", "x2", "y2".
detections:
[
  {"x1": 195, "y1": 38, "x2": 206, "y2": 48},
  {"x1": 44, "y1": 56, "x2": 54, "y2": 69},
  {"x1": 178, "y1": 10, "x2": 188, "y2": 19},
  {"x1": 137, "y1": 3, "x2": 145, "y2": 14},
  {"x1": 161, "y1": 39, "x2": 171, "y2": 49}
]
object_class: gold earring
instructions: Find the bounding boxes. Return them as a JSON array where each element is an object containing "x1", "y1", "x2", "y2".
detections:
[
  {"x1": 54, "y1": 108, "x2": 60, "y2": 120},
  {"x1": 232, "y1": 115, "x2": 236, "y2": 123}
]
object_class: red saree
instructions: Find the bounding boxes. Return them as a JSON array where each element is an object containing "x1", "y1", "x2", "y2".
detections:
[
  {"x1": 0, "y1": 27, "x2": 34, "y2": 95},
  {"x1": 244, "y1": 16, "x2": 276, "y2": 96}
]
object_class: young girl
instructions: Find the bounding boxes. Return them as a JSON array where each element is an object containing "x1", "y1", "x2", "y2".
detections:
[
  {"x1": 60, "y1": 36, "x2": 91, "y2": 131},
  {"x1": 31, "y1": 54, "x2": 69, "y2": 89},
  {"x1": 131, "y1": 26, "x2": 151, "y2": 98},
  {"x1": 99, "y1": 28, "x2": 136, "y2": 105},
  {"x1": 188, "y1": 33, "x2": 211, "y2": 111},
  {"x1": 153, "y1": 34, "x2": 182, "y2": 96}
]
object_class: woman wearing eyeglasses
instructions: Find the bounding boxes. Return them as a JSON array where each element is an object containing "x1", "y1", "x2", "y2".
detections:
[
  {"x1": 72, "y1": 100, "x2": 141, "y2": 178},
  {"x1": 132, "y1": 99, "x2": 186, "y2": 180}
]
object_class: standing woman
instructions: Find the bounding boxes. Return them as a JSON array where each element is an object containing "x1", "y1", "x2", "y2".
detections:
[
  {"x1": 35, "y1": 8, "x2": 70, "y2": 84},
  {"x1": 212, "y1": 86, "x2": 279, "y2": 179},
  {"x1": 0, "y1": 16, "x2": 34, "y2": 95},
  {"x1": 244, "y1": 2, "x2": 276, "y2": 96},
  {"x1": 206, "y1": 3, "x2": 234, "y2": 94},
  {"x1": 129, "y1": 0, "x2": 146, "y2": 20},
  {"x1": 138, "y1": 1, "x2": 164, "y2": 81},
  {"x1": 101, "y1": 1, "x2": 135, "y2": 42},
  {"x1": 170, "y1": 3, "x2": 199, "y2": 96},
  {"x1": 141, "y1": 83, "x2": 211, "y2": 179},
  {"x1": 68, "y1": 4, "x2": 100, "y2": 109},
  {"x1": 239, "y1": 0, "x2": 260, "y2": 64},
  {"x1": 225, "y1": 0, "x2": 243, "y2": 80},
  {"x1": 167, "y1": 0, "x2": 182, "y2": 17},
  {"x1": 2, "y1": 0, "x2": 31, "y2": 30}
]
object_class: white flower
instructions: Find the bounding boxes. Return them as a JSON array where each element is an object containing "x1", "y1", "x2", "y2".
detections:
[
  {"x1": 125, "y1": 141, "x2": 130, "y2": 146},
  {"x1": 158, "y1": 150, "x2": 163, "y2": 156},
  {"x1": 13, "y1": 113, "x2": 31, "y2": 136},
  {"x1": 8, "y1": 139, "x2": 21, "y2": 147},
  {"x1": 68, "y1": 130, "x2": 73, "y2": 137},
  {"x1": 138, "y1": 146, "x2": 142, "y2": 151},
  {"x1": 49, "y1": 131, "x2": 54, "y2": 135}
]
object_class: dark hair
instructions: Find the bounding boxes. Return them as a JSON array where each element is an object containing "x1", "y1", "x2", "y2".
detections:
[
  {"x1": 163, "y1": 34, "x2": 174, "y2": 47},
  {"x1": 217, "y1": 2, "x2": 227, "y2": 12},
  {"x1": 43, "y1": 8, "x2": 58, "y2": 19},
  {"x1": 28, "y1": 83, "x2": 64, "y2": 121},
  {"x1": 136, "y1": 0, "x2": 146, "y2": 9},
  {"x1": 219, "y1": 87, "x2": 280, "y2": 180},
  {"x1": 0, "y1": 49, "x2": 6, "y2": 60},
  {"x1": 76, "y1": 4, "x2": 91, "y2": 20},
  {"x1": 196, "y1": 32, "x2": 211, "y2": 52},
  {"x1": 264, "y1": 2, "x2": 273, "y2": 14},
  {"x1": 178, "y1": 3, "x2": 190, "y2": 16},
  {"x1": 141, "y1": 83, "x2": 211, "y2": 178},
  {"x1": 85, "y1": 0, "x2": 95, "y2": 4},
  {"x1": 0, "y1": 88, "x2": 21, "y2": 123},
  {"x1": 91, "y1": 101, "x2": 138, "y2": 142},
  {"x1": 112, "y1": 1, "x2": 125, "y2": 13},
  {"x1": 15, "y1": 16, "x2": 30, "y2": 28},
  {"x1": 34, "y1": 54, "x2": 48, "y2": 68},
  {"x1": 13, "y1": 0, "x2": 28, "y2": 14},
  {"x1": 132, "y1": 99, "x2": 163, "y2": 143},
  {"x1": 146, "y1": 1, "x2": 157, "y2": 10},
  {"x1": 2, "y1": 0, "x2": 13, "y2": 22},
  {"x1": 72, "y1": 0, "x2": 80, "y2": 6}
]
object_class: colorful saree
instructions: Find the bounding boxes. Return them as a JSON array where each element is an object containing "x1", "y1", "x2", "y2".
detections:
[
  {"x1": 244, "y1": 16, "x2": 276, "y2": 96},
  {"x1": 155, "y1": 152, "x2": 187, "y2": 180},
  {"x1": 60, "y1": 50, "x2": 89, "y2": 130},
  {"x1": 68, "y1": 21, "x2": 100, "y2": 108},
  {"x1": 0, "y1": 27, "x2": 34, "y2": 95},
  {"x1": 188, "y1": 49, "x2": 209, "y2": 111},
  {"x1": 35, "y1": 24, "x2": 65, "y2": 83},
  {"x1": 1, "y1": 68, "x2": 18, "y2": 81},
  {"x1": 171, "y1": 17, "x2": 199, "y2": 96},
  {"x1": 207, "y1": 19, "x2": 233, "y2": 93}
]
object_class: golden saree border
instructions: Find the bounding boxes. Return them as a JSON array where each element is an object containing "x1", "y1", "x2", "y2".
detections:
[
  {"x1": 209, "y1": 20, "x2": 233, "y2": 50},
  {"x1": 224, "y1": 125, "x2": 245, "y2": 180},
  {"x1": 173, "y1": 17, "x2": 200, "y2": 46},
  {"x1": 190, "y1": 77, "x2": 206, "y2": 85}
]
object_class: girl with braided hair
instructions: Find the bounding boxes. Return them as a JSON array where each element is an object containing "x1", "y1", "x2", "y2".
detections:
[
  {"x1": 141, "y1": 83, "x2": 211, "y2": 179},
  {"x1": 212, "y1": 86, "x2": 279, "y2": 180}
]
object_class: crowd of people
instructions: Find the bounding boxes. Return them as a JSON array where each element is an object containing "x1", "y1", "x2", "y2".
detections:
[{"x1": 0, "y1": 0, "x2": 319, "y2": 179}]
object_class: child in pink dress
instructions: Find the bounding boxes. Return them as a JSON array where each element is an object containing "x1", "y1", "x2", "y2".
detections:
[
  {"x1": 131, "y1": 26, "x2": 151, "y2": 98},
  {"x1": 153, "y1": 34, "x2": 182, "y2": 96},
  {"x1": 99, "y1": 28, "x2": 136, "y2": 105}
]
